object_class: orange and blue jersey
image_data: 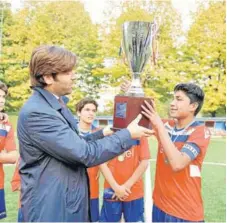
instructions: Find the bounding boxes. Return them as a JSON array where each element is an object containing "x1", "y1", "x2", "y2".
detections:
[
  {"x1": 77, "y1": 124, "x2": 100, "y2": 199},
  {"x1": 11, "y1": 161, "x2": 21, "y2": 192},
  {"x1": 100, "y1": 137, "x2": 150, "y2": 222},
  {"x1": 104, "y1": 137, "x2": 150, "y2": 202},
  {"x1": 0, "y1": 121, "x2": 16, "y2": 189},
  {"x1": 77, "y1": 124, "x2": 100, "y2": 222},
  {"x1": 153, "y1": 120, "x2": 211, "y2": 221},
  {"x1": 0, "y1": 121, "x2": 16, "y2": 219}
]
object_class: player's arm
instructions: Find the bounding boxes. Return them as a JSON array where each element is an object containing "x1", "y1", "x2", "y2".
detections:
[
  {"x1": 142, "y1": 100, "x2": 209, "y2": 172},
  {"x1": 155, "y1": 125, "x2": 196, "y2": 172},
  {"x1": 124, "y1": 159, "x2": 149, "y2": 189},
  {"x1": 100, "y1": 162, "x2": 131, "y2": 200},
  {"x1": 0, "y1": 150, "x2": 18, "y2": 164},
  {"x1": 0, "y1": 123, "x2": 18, "y2": 164},
  {"x1": 0, "y1": 112, "x2": 9, "y2": 123}
]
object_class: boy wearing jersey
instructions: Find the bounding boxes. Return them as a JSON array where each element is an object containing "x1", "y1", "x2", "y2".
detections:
[
  {"x1": 0, "y1": 81, "x2": 18, "y2": 220},
  {"x1": 76, "y1": 98, "x2": 100, "y2": 222},
  {"x1": 141, "y1": 83, "x2": 210, "y2": 222},
  {"x1": 99, "y1": 137, "x2": 150, "y2": 222}
]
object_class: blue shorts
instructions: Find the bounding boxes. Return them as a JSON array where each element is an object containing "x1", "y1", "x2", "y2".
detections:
[
  {"x1": 18, "y1": 208, "x2": 24, "y2": 222},
  {"x1": 0, "y1": 189, "x2": 6, "y2": 219},
  {"x1": 152, "y1": 204, "x2": 204, "y2": 222},
  {"x1": 100, "y1": 197, "x2": 144, "y2": 222},
  {"x1": 90, "y1": 198, "x2": 99, "y2": 222}
]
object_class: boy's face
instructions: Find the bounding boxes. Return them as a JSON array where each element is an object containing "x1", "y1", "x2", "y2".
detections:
[
  {"x1": 78, "y1": 103, "x2": 97, "y2": 125},
  {"x1": 169, "y1": 90, "x2": 197, "y2": 119},
  {"x1": 0, "y1": 89, "x2": 6, "y2": 112}
]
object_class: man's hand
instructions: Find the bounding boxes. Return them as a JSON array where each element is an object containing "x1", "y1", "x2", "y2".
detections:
[
  {"x1": 120, "y1": 80, "x2": 131, "y2": 93},
  {"x1": 127, "y1": 114, "x2": 154, "y2": 139},
  {"x1": 112, "y1": 184, "x2": 131, "y2": 201},
  {"x1": 103, "y1": 125, "x2": 114, "y2": 136},
  {"x1": 0, "y1": 112, "x2": 9, "y2": 123},
  {"x1": 141, "y1": 100, "x2": 163, "y2": 132}
]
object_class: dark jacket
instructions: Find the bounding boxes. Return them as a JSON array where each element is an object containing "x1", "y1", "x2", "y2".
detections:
[{"x1": 17, "y1": 87, "x2": 134, "y2": 222}]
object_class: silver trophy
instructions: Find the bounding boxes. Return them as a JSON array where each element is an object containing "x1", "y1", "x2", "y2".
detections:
[
  {"x1": 113, "y1": 21, "x2": 158, "y2": 130},
  {"x1": 122, "y1": 21, "x2": 157, "y2": 96}
]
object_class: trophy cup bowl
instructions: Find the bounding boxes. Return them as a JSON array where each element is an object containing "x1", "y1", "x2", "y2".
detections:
[{"x1": 113, "y1": 21, "x2": 157, "y2": 130}]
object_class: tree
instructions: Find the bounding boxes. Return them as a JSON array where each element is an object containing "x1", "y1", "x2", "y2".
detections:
[
  {"x1": 185, "y1": 1, "x2": 226, "y2": 116},
  {"x1": 2, "y1": 0, "x2": 103, "y2": 111}
]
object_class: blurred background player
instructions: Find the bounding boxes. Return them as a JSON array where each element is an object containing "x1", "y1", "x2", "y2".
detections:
[
  {"x1": 99, "y1": 136, "x2": 150, "y2": 222},
  {"x1": 76, "y1": 98, "x2": 100, "y2": 222},
  {"x1": 0, "y1": 81, "x2": 18, "y2": 220}
]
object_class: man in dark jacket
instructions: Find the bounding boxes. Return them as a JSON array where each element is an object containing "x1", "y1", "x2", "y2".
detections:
[{"x1": 17, "y1": 45, "x2": 153, "y2": 222}]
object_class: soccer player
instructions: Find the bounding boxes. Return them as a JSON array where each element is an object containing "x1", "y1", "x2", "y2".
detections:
[
  {"x1": 141, "y1": 83, "x2": 211, "y2": 222},
  {"x1": 75, "y1": 98, "x2": 100, "y2": 222},
  {"x1": 0, "y1": 81, "x2": 18, "y2": 220},
  {"x1": 99, "y1": 137, "x2": 150, "y2": 222}
]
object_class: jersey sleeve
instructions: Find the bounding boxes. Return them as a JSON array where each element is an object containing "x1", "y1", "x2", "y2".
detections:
[
  {"x1": 5, "y1": 123, "x2": 17, "y2": 152},
  {"x1": 181, "y1": 125, "x2": 211, "y2": 160},
  {"x1": 138, "y1": 137, "x2": 151, "y2": 160}
]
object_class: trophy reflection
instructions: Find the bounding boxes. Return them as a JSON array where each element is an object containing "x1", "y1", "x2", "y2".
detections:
[{"x1": 113, "y1": 21, "x2": 158, "y2": 130}]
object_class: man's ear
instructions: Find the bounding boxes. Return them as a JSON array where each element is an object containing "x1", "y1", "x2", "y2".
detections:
[
  {"x1": 77, "y1": 111, "x2": 80, "y2": 117},
  {"x1": 43, "y1": 75, "x2": 54, "y2": 85}
]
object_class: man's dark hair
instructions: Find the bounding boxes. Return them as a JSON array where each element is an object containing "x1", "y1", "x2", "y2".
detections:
[
  {"x1": 174, "y1": 83, "x2": 205, "y2": 116},
  {"x1": 76, "y1": 98, "x2": 98, "y2": 113},
  {"x1": 0, "y1": 81, "x2": 8, "y2": 95}
]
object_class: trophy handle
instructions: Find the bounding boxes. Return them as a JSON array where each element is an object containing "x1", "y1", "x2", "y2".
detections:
[{"x1": 151, "y1": 22, "x2": 159, "y2": 65}]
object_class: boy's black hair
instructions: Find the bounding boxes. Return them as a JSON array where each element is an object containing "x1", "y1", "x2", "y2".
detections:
[{"x1": 174, "y1": 83, "x2": 205, "y2": 116}]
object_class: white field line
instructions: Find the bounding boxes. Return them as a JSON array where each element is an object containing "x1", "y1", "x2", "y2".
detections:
[{"x1": 149, "y1": 159, "x2": 226, "y2": 166}]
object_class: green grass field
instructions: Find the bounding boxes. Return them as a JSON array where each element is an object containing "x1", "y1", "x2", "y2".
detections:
[{"x1": 0, "y1": 116, "x2": 226, "y2": 222}]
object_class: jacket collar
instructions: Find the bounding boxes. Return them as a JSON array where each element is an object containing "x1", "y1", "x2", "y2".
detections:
[{"x1": 33, "y1": 87, "x2": 62, "y2": 110}]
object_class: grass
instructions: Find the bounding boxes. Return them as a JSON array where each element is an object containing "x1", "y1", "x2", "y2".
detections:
[{"x1": 0, "y1": 116, "x2": 226, "y2": 222}]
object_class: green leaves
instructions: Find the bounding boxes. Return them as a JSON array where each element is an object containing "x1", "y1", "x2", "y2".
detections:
[{"x1": 1, "y1": 0, "x2": 225, "y2": 116}]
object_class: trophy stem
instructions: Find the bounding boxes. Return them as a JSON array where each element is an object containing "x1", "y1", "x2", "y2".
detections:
[{"x1": 126, "y1": 72, "x2": 145, "y2": 97}]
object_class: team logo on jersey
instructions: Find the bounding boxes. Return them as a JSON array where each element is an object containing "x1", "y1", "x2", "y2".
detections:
[{"x1": 117, "y1": 149, "x2": 134, "y2": 161}]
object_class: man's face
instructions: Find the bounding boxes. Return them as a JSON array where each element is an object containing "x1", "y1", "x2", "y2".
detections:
[
  {"x1": 44, "y1": 70, "x2": 76, "y2": 96},
  {"x1": 169, "y1": 90, "x2": 196, "y2": 119},
  {"x1": 78, "y1": 103, "x2": 97, "y2": 125},
  {"x1": 0, "y1": 89, "x2": 6, "y2": 112}
]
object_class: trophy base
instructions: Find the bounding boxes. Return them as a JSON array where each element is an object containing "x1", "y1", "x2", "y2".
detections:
[{"x1": 113, "y1": 95, "x2": 152, "y2": 130}]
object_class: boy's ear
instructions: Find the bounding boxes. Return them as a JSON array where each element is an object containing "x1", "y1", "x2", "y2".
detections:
[{"x1": 191, "y1": 102, "x2": 199, "y2": 113}]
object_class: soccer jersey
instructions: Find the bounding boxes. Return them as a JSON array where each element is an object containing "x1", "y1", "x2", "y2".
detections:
[
  {"x1": 153, "y1": 120, "x2": 211, "y2": 221},
  {"x1": 0, "y1": 122, "x2": 16, "y2": 189},
  {"x1": 104, "y1": 137, "x2": 150, "y2": 201},
  {"x1": 77, "y1": 124, "x2": 100, "y2": 199},
  {"x1": 11, "y1": 161, "x2": 20, "y2": 192}
]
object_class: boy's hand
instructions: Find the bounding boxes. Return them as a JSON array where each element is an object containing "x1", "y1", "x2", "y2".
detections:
[
  {"x1": 112, "y1": 184, "x2": 131, "y2": 201},
  {"x1": 141, "y1": 100, "x2": 163, "y2": 132},
  {"x1": 0, "y1": 112, "x2": 9, "y2": 123},
  {"x1": 120, "y1": 80, "x2": 131, "y2": 93},
  {"x1": 103, "y1": 125, "x2": 114, "y2": 136}
]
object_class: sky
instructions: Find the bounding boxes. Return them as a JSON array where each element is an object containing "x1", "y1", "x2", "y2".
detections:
[
  {"x1": 83, "y1": 0, "x2": 198, "y2": 31},
  {"x1": 11, "y1": 0, "x2": 198, "y2": 31}
]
